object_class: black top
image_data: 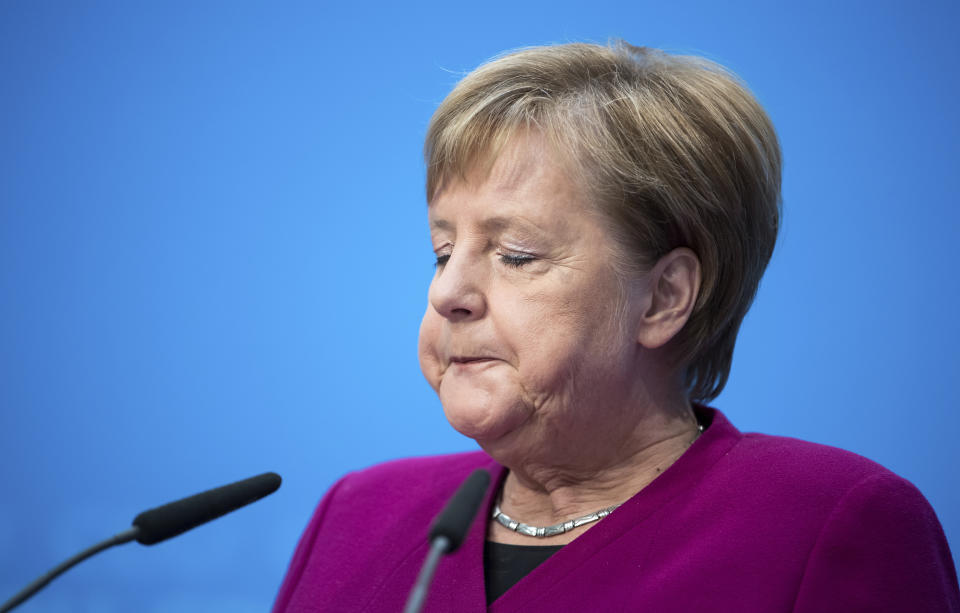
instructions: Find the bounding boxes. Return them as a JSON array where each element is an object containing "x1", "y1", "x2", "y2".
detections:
[{"x1": 483, "y1": 541, "x2": 565, "y2": 604}]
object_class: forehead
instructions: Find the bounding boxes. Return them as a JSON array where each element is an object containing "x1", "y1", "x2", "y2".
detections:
[{"x1": 428, "y1": 135, "x2": 590, "y2": 229}]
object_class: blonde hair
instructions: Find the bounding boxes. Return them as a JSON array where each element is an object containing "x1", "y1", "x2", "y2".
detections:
[{"x1": 424, "y1": 41, "x2": 781, "y2": 403}]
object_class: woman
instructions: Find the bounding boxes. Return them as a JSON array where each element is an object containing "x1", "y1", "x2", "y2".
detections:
[{"x1": 273, "y1": 42, "x2": 959, "y2": 612}]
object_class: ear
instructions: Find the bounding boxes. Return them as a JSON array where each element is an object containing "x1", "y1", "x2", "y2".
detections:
[{"x1": 636, "y1": 247, "x2": 701, "y2": 349}]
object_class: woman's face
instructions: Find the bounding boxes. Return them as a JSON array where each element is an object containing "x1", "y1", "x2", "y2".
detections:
[{"x1": 418, "y1": 137, "x2": 648, "y2": 455}]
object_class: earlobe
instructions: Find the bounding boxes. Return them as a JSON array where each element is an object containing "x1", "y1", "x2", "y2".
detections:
[{"x1": 636, "y1": 248, "x2": 701, "y2": 349}]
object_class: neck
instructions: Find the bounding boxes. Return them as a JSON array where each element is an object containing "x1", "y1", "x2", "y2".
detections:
[
  {"x1": 484, "y1": 389, "x2": 701, "y2": 544},
  {"x1": 505, "y1": 411, "x2": 697, "y2": 514}
]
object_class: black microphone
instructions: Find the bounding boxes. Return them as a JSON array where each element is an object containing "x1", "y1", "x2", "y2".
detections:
[
  {"x1": 404, "y1": 469, "x2": 491, "y2": 613},
  {"x1": 133, "y1": 471, "x2": 281, "y2": 544},
  {"x1": 0, "y1": 471, "x2": 281, "y2": 613}
]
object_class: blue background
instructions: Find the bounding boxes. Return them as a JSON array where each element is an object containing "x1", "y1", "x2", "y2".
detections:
[{"x1": 2, "y1": 1, "x2": 958, "y2": 611}]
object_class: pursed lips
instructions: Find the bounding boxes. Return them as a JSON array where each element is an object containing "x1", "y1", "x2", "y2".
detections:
[{"x1": 448, "y1": 356, "x2": 499, "y2": 367}]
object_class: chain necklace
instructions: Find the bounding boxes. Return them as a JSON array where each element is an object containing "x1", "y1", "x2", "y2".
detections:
[{"x1": 491, "y1": 499, "x2": 620, "y2": 538}]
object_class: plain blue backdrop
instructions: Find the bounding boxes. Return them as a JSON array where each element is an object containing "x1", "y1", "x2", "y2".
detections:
[{"x1": 2, "y1": 1, "x2": 958, "y2": 611}]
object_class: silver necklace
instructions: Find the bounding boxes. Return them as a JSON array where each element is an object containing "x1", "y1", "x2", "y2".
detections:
[
  {"x1": 491, "y1": 499, "x2": 620, "y2": 538},
  {"x1": 493, "y1": 421, "x2": 704, "y2": 539}
]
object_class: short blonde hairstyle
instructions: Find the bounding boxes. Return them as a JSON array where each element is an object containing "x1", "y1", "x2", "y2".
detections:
[{"x1": 424, "y1": 41, "x2": 781, "y2": 403}]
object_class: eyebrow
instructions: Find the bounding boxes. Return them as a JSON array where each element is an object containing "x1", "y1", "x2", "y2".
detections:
[
  {"x1": 430, "y1": 216, "x2": 546, "y2": 234},
  {"x1": 430, "y1": 218, "x2": 454, "y2": 232}
]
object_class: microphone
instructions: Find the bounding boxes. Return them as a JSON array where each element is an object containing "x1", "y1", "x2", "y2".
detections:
[
  {"x1": 133, "y1": 471, "x2": 281, "y2": 544},
  {"x1": 0, "y1": 472, "x2": 281, "y2": 613},
  {"x1": 404, "y1": 469, "x2": 491, "y2": 613}
]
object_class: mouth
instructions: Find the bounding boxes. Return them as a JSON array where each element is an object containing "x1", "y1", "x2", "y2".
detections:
[{"x1": 449, "y1": 356, "x2": 499, "y2": 367}]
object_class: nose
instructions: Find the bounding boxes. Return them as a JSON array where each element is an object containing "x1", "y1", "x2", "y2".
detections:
[{"x1": 428, "y1": 249, "x2": 487, "y2": 322}]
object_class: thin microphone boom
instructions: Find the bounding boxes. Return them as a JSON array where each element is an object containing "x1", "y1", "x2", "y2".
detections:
[
  {"x1": 404, "y1": 469, "x2": 491, "y2": 613},
  {"x1": 0, "y1": 528, "x2": 140, "y2": 613},
  {"x1": 0, "y1": 472, "x2": 281, "y2": 613}
]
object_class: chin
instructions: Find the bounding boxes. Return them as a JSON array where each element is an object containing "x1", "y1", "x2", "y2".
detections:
[{"x1": 439, "y1": 386, "x2": 529, "y2": 443}]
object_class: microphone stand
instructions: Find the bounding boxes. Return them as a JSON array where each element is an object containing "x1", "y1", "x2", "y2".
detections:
[
  {"x1": 403, "y1": 535, "x2": 451, "y2": 613},
  {"x1": 403, "y1": 469, "x2": 490, "y2": 613},
  {"x1": 0, "y1": 471, "x2": 280, "y2": 613},
  {"x1": 0, "y1": 527, "x2": 140, "y2": 613}
]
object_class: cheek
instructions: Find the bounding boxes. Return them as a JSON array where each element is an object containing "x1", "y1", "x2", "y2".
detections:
[
  {"x1": 417, "y1": 307, "x2": 443, "y2": 390},
  {"x1": 510, "y1": 280, "x2": 628, "y2": 379}
]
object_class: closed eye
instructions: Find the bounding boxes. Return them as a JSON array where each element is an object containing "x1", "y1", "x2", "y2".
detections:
[
  {"x1": 499, "y1": 253, "x2": 536, "y2": 268},
  {"x1": 434, "y1": 251, "x2": 535, "y2": 269}
]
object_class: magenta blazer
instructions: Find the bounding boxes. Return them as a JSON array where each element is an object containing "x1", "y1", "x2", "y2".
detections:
[{"x1": 273, "y1": 409, "x2": 959, "y2": 612}]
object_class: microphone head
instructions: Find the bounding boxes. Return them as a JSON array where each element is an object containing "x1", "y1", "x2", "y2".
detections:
[
  {"x1": 132, "y1": 472, "x2": 281, "y2": 545},
  {"x1": 428, "y1": 469, "x2": 491, "y2": 553}
]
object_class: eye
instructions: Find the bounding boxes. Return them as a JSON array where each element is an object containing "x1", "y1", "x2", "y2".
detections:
[
  {"x1": 499, "y1": 253, "x2": 536, "y2": 268},
  {"x1": 434, "y1": 253, "x2": 451, "y2": 268}
]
